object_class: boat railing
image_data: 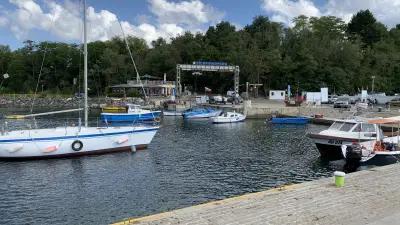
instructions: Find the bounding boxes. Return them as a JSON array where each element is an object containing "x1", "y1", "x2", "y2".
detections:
[{"x1": 0, "y1": 116, "x2": 160, "y2": 134}]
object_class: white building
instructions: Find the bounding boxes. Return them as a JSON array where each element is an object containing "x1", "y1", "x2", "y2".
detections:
[
  {"x1": 306, "y1": 88, "x2": 328, "y2": 103},
  {"x1": 269, "y1": 90, "x2": 286, "y2": 100}
]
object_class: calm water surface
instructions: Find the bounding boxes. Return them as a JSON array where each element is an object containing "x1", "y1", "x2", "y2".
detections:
[{"x1": 0, "y1": 111, "x2": 342, "y2": 225}]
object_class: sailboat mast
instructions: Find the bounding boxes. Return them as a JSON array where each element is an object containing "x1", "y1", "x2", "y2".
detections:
[{"x1": 83, "y1": 0, "x2": 88, "y2": 127}]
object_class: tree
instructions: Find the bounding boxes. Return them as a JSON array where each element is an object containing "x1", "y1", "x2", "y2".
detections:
[
  {"x1": 347, "y1": 10, "x2": 387, "y2": 46},
  {"x1": 0, "y1": 11, "x2": 398, "y2": 96}
]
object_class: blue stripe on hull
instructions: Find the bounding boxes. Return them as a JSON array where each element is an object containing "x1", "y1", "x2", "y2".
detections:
[
  {"x1": 0, "y1": 128, "x2": 159, "y2": 143},
  {"x1": 101, "y1": 112, "x2": 161, "y2": 122}
]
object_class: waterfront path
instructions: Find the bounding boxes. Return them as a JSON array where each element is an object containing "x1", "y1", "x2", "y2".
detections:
[{"x1": 113, "y1": 164, "x2": 400, "y2": 225}]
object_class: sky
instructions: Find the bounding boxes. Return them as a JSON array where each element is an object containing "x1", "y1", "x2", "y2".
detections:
[{"x1": 0, "y1": 0, "x2": 399, "y2": 49}]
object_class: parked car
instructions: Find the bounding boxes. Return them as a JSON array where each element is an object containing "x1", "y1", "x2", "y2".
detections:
[
  {"x1": 333, "y1": 97, "x2": 350, "y2": 108},
  {"x1": 389, "y1": 97, "x2": 400, "y2": 107},
  {"x1": 328, "y1": 95, "x2": 338, "y2": 104},
  {"x1": 226, "y1": 90, "x2": 236, "y2": 97},
  {"x1": 209, "y1": 95, "x2": 227, "y2": 104},
  {"x1": 227, "y1": 95, "x2": 243, "y2": 104}
]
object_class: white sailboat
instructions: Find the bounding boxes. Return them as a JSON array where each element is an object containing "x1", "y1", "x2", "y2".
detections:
[{"x1": 0, "y1": 1, "x2": 159, "y2": 160}]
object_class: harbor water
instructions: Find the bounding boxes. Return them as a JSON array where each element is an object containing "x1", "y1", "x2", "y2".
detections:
[{"x1": 0, "y1": 110, "x2": 341, "y2": 225}]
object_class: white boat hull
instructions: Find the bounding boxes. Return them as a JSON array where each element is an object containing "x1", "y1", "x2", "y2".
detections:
[
  {"x1": 162, "y1": 111, "x2": 182, "y2": 116},
  {"x1": 342, "y1": 136, "x2": 400, "y2": 166},
  {"x1": 0, "y1": 126, "x2": 158, "y2": 159},
  {"x1": 183, "y1": 110, "x2": 222, "y2": 119},
  {"x1": 212, "y1": 114, "x2": 246, "y2": 123},
  {"x1": 309, "y1": 132, "x2": 376, "y2": 160}
]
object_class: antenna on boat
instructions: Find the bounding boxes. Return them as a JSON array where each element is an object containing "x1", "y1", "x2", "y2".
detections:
[{"x1": 83, "y1": 0, "x2": 88, "y2": 127}]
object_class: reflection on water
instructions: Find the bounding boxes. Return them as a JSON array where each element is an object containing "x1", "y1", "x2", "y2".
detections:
[{"x1": 0, "y1": 113, "x2": 344, "y2": 225}]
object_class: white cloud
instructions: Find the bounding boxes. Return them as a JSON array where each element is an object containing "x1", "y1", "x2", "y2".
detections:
[
  {"x1": 0, "y1": 16, "x2": 8, "y2": 26},
  {"x1": 323, "y1": 0, "x2": 400, "y2": 27},
  {"x1": 261, "y1": 0, "x2": 400, "y2": 28},
  {"x1": 262, "y1": 0, "x2": 320, "y2": 26},
  {"x1": 148, "y1": 0, "x2": 223, "y2": 27},
  {"x1": 3, "y1": 0, "x2": 220, "y2": 45}
]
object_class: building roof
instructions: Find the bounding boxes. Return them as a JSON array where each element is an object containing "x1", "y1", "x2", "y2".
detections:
[{"x1": 110, "y1": 81, "x2": 175, "y2": 88}]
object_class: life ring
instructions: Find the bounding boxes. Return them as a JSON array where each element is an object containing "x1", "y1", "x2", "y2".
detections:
[
  {"x1": 71, "y1": 140, "x2": 83, "y2": 151},
  {"x1": 154, "y1": 117, "x2": 161, "y2": 122}
]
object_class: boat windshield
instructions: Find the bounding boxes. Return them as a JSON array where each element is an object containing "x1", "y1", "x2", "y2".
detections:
[
  {"x1": 328, "y1": 122, "x2": 343, "y2": 130},
  {"x1": 339, "y1": 123, "x2": 355, "y2": 131},
  {"x1": 353, "y1": 123, "x2": 376, "y2": 133},
  {"x1": 328, "y1": 121, "x2": 356, "y2": 132}
]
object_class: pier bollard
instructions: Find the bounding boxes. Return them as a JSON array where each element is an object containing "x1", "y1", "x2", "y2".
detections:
[
  {"x1": 334, "y1": 171, "x2": 345, "y2": 187},
  {"x1": 131, "y1": 145, "x2": 137, "y2": 153}
]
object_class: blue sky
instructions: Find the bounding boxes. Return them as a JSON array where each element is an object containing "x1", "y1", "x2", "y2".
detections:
[{"x1": 0, "y1": 0, "x2": 399, "y2": 50}]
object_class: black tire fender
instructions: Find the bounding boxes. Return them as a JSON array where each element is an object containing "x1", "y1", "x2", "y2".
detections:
[{"x1": 71, "y1": 140, "x2": 83, "y2": 151}]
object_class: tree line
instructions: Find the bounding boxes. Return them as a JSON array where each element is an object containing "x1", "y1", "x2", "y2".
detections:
[{"x1": 0, "y1": 10, "x2": 399, "y2": 96}]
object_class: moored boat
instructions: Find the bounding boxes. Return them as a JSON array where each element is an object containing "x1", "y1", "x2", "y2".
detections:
[
  {"x1": 211, "y1": 111, "x2": 245, "y2": 123},
  {"x1": 101, "y1": 104, "x2": 161, "y2": 122},
  {"x1": 0, "y1": 0, "x2": 159, "y2": 160},
  {"x1": 182, "y1": 107, "x2": 222, "y2": 119},
  {"x1": 270, "y1": 117, "x2": 309, "y2": 124},
  {"x1": 162, "y1": 110, "x2": 182, "y2": 116},
  {"x1": 308, "y1": 119, "x2": 382, "y2": 160},
  {"x1": 342, "y1": 117, "x2": 400, "y2": 166},
  {"x1": 101, "y1": 106, "x2": 127, "y2": 113},
  {"x1": 0, "y1": 126, "x2": 158, "y2": 160}
]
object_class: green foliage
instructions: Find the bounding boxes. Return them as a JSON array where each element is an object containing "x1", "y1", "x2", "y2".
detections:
[
  {"x1": 0, "y1": 10, "x2": 398, "y2": 96},
  {"x1": 347, "y1": 10, "x2": 388, "y2": 46}
]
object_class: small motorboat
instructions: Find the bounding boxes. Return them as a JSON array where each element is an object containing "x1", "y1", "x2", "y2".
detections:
[
  {"x1": 342, "y1": 117, "x2": 400, "y2": 166},
  {"x1": 162, "y1": 110, "x2": 182, "y2": 116},
  {"x1": 270, "y1": 117, "x2": 309, "y2": 124},
  {"x1": 308, "y1": 118, "x2": 382, "y2": 160},
  {"x1": 101, "y1": 106, "x2": 127, "y2": 113},
  {"x1": 101, "y1": 98, "x2": 127, "y2": 113},
  {"x1": 342, "y1": 138, "x2": 400, "y2": 166},
  {"x1": 211, "y1": 111, "x2": 246, "y2": 124},
  {"x1": 101, "y1": 104, "x2": 161, "y2": 123},
  {"x1": 182, "y1": 107, "x2": 222, "y2": 119}
]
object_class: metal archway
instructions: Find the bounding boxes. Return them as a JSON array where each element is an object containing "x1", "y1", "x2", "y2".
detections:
[{"x1": 176, "y1": 62, "x2": 240, "y2": 97}]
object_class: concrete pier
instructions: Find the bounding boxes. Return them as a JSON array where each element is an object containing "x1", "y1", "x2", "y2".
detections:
[{"x1": 113, "y1": 164, "x2": 400, "y2": 225}]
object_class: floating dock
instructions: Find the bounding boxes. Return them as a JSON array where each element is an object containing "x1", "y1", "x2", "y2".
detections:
[{"x1": 113, "y1": 164, "x2": 400, "y2": 225}]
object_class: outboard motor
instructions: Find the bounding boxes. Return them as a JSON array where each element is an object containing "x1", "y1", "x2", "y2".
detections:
[
  {"x1": 345, "y1": 144, "x2": 362, "y2": 162},
  {"x1": 343, "y1": 144, "x2": 362, "y2": 171}
]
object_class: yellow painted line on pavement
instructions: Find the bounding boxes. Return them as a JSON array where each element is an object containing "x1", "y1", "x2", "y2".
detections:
[{"x1": 112, "y1": 183, "x2": 303, "y2": 225}]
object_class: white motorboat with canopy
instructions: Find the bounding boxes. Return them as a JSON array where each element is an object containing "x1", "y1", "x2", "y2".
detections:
[{"x1": 0, "y1": 0, "x2": 159, "y2": 160}]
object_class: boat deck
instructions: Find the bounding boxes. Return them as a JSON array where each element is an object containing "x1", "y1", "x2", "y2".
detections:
[{"x1": 113, "y1": 163, "x2": 400, "y2": 225}]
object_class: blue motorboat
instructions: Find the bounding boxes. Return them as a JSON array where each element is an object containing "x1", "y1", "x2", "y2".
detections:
[
  {"x1": 270, "y1": 117, "x2": 309, "y2": 124},
  {"x1": 101, "y1": 104, "x2": 161, "y2": 122},
  {"x1": 182, "y1": 107, "x2": 222, "y2": 119}
]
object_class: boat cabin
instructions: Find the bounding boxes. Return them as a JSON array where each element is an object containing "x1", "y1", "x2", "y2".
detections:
[
  {"x1": 327, "y1": 120, "x2": 383, "y2": 139},
  {"x1": 126, "y1": 104, "x2": 145, "y2": 113},
  {"x1": 222, "y1": 112, "x2": 237, "y2": 117}
]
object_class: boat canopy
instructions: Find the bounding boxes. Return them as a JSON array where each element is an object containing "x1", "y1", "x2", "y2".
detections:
[{"x1": 368, "y1": 116, "x2": 400, "y2": 124}]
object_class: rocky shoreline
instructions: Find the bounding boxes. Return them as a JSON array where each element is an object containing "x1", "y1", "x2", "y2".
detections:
[{"x1": 0, "y1": 95, "x2": 149, "y2": 109}]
